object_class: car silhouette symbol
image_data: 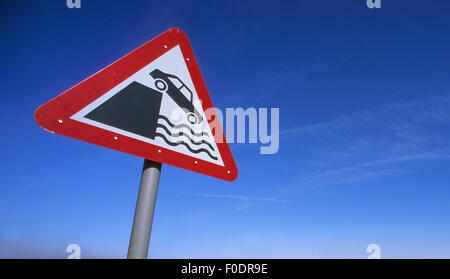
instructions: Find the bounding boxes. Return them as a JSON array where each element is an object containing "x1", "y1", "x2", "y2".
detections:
[{"x1": 150, "y1": 69, "x2": 203, "y2": 124}]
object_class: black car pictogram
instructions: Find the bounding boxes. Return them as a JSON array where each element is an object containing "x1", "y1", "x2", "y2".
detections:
[{"x1": 150, "y1": 69, "x2": 203, "y2": 124}]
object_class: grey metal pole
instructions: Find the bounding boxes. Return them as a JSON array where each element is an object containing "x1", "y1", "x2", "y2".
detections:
[{"x1": 127, "y1": 159, "x2": 162, "y2": 259}]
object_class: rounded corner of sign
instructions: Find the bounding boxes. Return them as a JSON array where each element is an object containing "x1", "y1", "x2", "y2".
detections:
[
  {"x1": 168, "y1": 27, "x2": 185, "y2": 35},
  {"x1": 227, "y1": 172, "x2": 238, "y2": 182},
  {"x1": 34, "y1": 104, "x2": 45, "y2": 125},
  {"x1": 34, "y1": 104, "x2": 55, "y2": 134},
  {"x1": 168, "y1": 27, "x2": 189, "y2": 41},
  {"x1": 224, "y1": 165, "x2": 239, "y2": 182}
]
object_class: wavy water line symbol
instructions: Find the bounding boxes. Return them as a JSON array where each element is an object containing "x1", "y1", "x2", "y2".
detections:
[
  {"x1": 156, "y1": 124, "x2": 215, "y2": 151},
  {"x1": 158, "y1": 115, "x2": 210, "y2": 138},
  {"x1": 156, "y1": 115, "x2": 218, "y2": 161}
]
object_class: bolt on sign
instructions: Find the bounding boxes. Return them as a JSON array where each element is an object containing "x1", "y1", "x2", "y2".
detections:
[{"x1": 35, "y1": 28, "x2": 237, "y2": 181}]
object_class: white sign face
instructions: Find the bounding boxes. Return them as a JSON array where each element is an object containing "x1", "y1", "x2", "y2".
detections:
[{"x1": 71, "y1": 46, "x2": 223, "y2": 166}]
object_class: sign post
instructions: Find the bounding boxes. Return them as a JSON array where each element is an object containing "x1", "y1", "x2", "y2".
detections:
[{"x1": 127, "y1": 159, "x2": 162, "y2": 259}]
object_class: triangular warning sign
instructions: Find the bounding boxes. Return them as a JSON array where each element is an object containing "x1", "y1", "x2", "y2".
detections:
[{"x1": 35, "y1": 28, "x2": 237, "y2": 181}]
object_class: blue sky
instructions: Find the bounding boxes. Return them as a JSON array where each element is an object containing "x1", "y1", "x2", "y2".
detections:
[{"x1": 1, "y1": 0, "x2": 450, "y2": 258}]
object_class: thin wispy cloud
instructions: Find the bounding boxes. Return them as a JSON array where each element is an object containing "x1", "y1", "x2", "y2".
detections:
[
  {"x1": 181, "y1": 192, "x2": 290, "y2": 203},
  {"x1": 282, "y1": 94, "x2": 450, "y2": 136},
  {"x1": 282, "y1": 94, "x2": 450, "y2": 186},
  {"x1": 321, "y1": 150, "x2": 450, "y2": 177}
]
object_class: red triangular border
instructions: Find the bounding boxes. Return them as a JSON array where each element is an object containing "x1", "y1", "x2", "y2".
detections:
[{"x1": 35, "y1": 28, "x2": 238, "y2": 181}]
